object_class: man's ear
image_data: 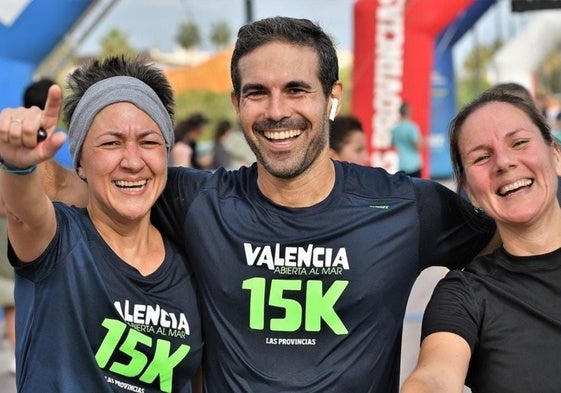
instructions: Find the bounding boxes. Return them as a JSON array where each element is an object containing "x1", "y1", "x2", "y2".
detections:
[
  {"x1": 329, "y1": 98, "x2": 339, "y2": 121},
  {"x1": 552, "y1": 140, "x2": 561, "y2": 176},
  {"x1": 327, "y1": 82, "x2": 343, "y2": 121},
  {"x1": 230, "y1": 91, "x2": 240, "y2": 115}
]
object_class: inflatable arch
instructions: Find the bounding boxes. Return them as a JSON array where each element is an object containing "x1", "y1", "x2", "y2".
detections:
[
  {"x1": 0, "y1": 0, "x2": 94, "y2": 110},
  {"x1": 488, "y1": 9, "x2": 561, "y2": 96},
  {"x1": 352, "y1": 0, "x2": 496, "y2": 178}
]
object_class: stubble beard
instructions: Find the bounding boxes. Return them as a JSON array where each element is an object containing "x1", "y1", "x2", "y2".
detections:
[{"x1": 244, "y1": 122, "x2": 329, "y2": 179}]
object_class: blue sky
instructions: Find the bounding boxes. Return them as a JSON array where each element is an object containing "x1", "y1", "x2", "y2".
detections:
[
  {"x1": 0, "y1": 0, "x2": 530, "y2": 67},
  {"x1": 72, "y1": 0, "x2": 527, "y2": 73},
  {"x1": 74, "y1": 0, "x2": 356, "y2": 54}
]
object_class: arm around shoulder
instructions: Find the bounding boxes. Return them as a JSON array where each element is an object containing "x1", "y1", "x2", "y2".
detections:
[
  {"x1": 40, "y1": 159, "x2": 88, "y2": 206},
  {"x1": 401, "y1": 332, "x2": 471, "y2": 393}
]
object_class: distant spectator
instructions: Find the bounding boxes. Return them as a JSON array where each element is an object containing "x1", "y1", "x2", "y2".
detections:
[
  {"x1": 211, "y1": 119, "x2": 236, "y2": 170},
  {"x1": 222, "y1": 124, "x2": 256, "y2": 167},
  {"x1": 491, "y1": 82, "x2": 534, "y2": 104},
  {"x1": 535, "y1": 91, "x2": 560, "y2": 128},
  {"x1": 329, "y1": 115, "x2": 368, "y2": 165},
  {"x1": 391, "y1": 102, "x2": 423, "y2": 177},
  {"x1": 490, "y1": 83, "x2": 561, "y2": 143},
  {"x1": 553, "y1": 111, "x2": 561, "y2": 143},
  {"x1": 171, "y1": 112, "x2": 209, "y2": 168}
]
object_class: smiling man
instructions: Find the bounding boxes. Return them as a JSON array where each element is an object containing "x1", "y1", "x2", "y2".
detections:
[
  {"x1": 42, "y1": 16, "x2": 498, "y2": 393},
  {"x1": 148, "y1": 17, "x2": 498, "y2": 392}
]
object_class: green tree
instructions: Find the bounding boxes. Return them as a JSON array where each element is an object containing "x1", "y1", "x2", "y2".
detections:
[
  {"x1": 99, "y1": 27, "x2": 136, "y2": 58},
  {"x1": 538, "y1": 47, "x2": 561, "y2": 93},
  {"x1": 210, "y1": 20, "x2": 232, "y2": 49},
  {"x1": 462, "y1": 39, "x2": 502, "y2": 78},
  {"x1": 175, "y1": 89, "x2": 236, "y2": 141},
  {"x1": 36, "y1": 39, "x2": 75, "y2": 79},
  {"x1": 456, "y1": 38, "x2": 502, "y2": 107},
  {"x1": 176, "y1": 21, "x2": 201, "y2": 50}
]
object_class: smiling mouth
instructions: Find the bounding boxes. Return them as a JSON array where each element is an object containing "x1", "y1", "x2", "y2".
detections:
[
  {"x1": 115, "y1": 180, "x2": 148, "y2": 189},
  {"x1": 498, "y1": 178, "x2": 533, "y2": 196},
  {"x1": 263, "y1": 129, "x2": 302, "y2": 140}
]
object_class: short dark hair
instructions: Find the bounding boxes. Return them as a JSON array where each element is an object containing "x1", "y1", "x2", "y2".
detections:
[
  {"x1": 329, "y1": 115, "x2": 363, "y2": 153},
  {"x1": 23, "y1": 78, "x2": 56, "y2": 109},
  {"x1": 489, "y1": 82, "x2": 534, "y2": 104},
  {"x1": 230, "y1": 16, "x2": 339, "y2": 100},
  {"x1": 399, "y1": 102, "x2": 410, "y2": 117},
  {"x1": 450, "y1": 90, "x2": 552, "y2": 187},
  {"x1": 214, "y1": 119, "x2": 232, "y2": 142},
  {"x1": 62, "y1": 55, "x2": 174, "y2": 127},
  {"x1": 174, "y1": 112, "x2": 209, "y2": 142}
]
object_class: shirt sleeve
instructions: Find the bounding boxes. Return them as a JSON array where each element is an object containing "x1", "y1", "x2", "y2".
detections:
[
  {"x1": 11, "y1": 203, "x2": 76, "y2": 281},
  {"x1": 414, "y1": 178, "x2": 496, "y2": 271},
  {"x1": 152, "y1": 167, "x2": 210, "y2": 246},
  {"x1": 421, "y1": 269, "x2": 481, "y2": 353}
]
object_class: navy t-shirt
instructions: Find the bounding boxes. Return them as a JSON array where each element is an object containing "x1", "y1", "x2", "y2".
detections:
[
  {"x1": 152, "y1": 161, "x2": 494, "y2": 393},
  {"x1": 10, "y1": 203, "x2": 202, "y2": 393}
]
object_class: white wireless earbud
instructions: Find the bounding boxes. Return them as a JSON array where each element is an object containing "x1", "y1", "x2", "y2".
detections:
[{"x1": 329, "y1": 98, "x2": 339, "y2": 121}]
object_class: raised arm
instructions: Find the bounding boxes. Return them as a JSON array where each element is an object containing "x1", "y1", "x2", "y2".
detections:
[
  {"x1": 401, "y1": 332, "x2": 471, "y2": 393},
  {"x1": 0, "y1": 84, "x2": 67, "y2": 262}
]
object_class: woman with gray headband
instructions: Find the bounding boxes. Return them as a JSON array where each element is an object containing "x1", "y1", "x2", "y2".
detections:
[{"x1": 0, "y1": 56, "x2": 202, "y2": 392}]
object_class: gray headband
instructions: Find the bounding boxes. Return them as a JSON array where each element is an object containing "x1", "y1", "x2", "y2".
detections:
[{"x1": 69, "y1": 75, "x2": 174, "y2": 169}]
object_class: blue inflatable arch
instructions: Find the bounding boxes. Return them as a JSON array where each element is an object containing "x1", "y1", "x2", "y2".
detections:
[{"x1": 0, "y1": 0, "x2": 94, "y2": 109}]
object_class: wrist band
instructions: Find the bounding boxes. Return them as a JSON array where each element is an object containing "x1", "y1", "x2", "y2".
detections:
[{"x1": 0, "y1": 157, "x2": 37, "y2": 175}]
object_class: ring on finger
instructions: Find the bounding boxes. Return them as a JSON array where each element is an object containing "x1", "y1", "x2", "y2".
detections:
[{"x1": 10, "y1": 117, "x2": 23, "y2": 124}]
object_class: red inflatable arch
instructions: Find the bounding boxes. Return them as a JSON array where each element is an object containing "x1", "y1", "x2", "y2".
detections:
[{"x1": 352, "y1": 0, "x2": 474, "y2": 177}]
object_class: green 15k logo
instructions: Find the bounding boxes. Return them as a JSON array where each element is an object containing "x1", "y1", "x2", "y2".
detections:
[{"x1": 242, "y1": 278, "x2": 349, "y2": 335}]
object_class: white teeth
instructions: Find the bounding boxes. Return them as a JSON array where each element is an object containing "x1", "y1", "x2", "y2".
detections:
[
  {"x1": 499, "y1": 179, "x2": 532, "y2": 195},
  {"x1": 115, "y1": 180, "x2": 148, "y2": 188},
  {"x1": 263, "y1": 129, "x2": 302, "y2": 140}
]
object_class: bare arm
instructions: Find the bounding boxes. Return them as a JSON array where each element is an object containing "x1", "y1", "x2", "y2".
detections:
[
  {"x1": 40, "y1": 159, "x2": 88, "y2": 207},
  {"x1": 401, "y1": 332, "x2": 471, "y2": 393},
  {"x1": 0, "y1": 85, "x2": 68, "y2": 262}
]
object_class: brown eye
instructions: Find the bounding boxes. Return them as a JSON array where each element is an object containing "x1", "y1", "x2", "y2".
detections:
[
  {"x1": 473, "y1": 154, "x2": 490, "y2": 164},
  {"x1": 513, "y1": 139, "x2": 528, "y2": 148},
  {"x1": 245, "y1": 90, "x2": 265, "y2": 99}
]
